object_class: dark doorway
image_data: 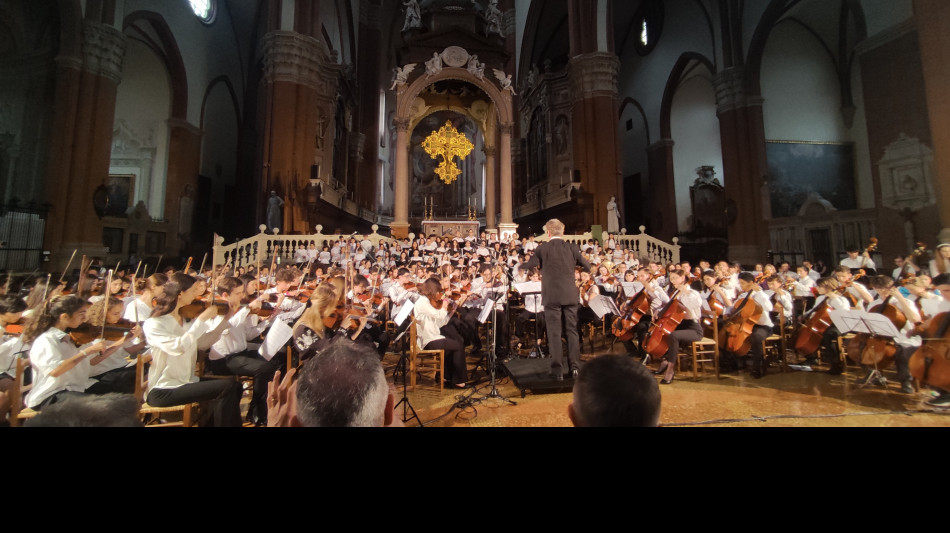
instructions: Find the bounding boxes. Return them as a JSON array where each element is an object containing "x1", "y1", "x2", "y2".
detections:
[
  {"x1": 623, "y1": 173, "x2": 643, "y2": 231},
  {"x1": 809, "y1": 228, "x2": 832, "y2": 269}
]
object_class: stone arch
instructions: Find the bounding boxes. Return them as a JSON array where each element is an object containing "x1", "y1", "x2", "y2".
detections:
[
  {"x1": 659, "y1": 52, "x2": 715, "y2": 139},
  {"x1": 396, "y1": 68, "x2": 513, "y2": 127},
  {"x1": 122, "y1": 10, "x2": 188, "y2": 120}
]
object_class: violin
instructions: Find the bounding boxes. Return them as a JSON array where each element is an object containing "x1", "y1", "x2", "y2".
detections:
[
  {"x1": 179, "y1": 298, "x2": 229, "y2": 320},
  {"x1": 68, "y1": 319, "x2": 136, "y2": 346},
  {"x1": 4, "y1": 317, "x2": 26, "y2": 337}
]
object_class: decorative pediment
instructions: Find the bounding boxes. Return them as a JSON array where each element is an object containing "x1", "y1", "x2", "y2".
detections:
[{"x1": 878, "y1": 133, "x2": 935, "y2": 212}]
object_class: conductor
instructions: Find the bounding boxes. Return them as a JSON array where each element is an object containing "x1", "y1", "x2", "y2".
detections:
[{"x1": 520, "y1": 219, "x2": 592, "y2": 381}]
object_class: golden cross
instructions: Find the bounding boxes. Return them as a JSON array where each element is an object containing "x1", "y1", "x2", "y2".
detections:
[{"x1": 422, "y1": 120, "x2": 474, "y2": 184}]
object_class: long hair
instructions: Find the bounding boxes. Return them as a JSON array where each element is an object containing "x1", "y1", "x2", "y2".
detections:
[
  {"x1": 150, "y1": 277, "x2": 195, "y2": 318},
  {"x1": 86, "y1": 296, "x2": 123, "y2": 327},
  {"x1": 293, "y1": 284, "x2": 338, "y2": 339},
  {"x1": 22, "y1": 294, "x2": 87, "y2": 344}
]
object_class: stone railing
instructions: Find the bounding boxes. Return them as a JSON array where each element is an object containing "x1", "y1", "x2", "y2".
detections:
[
  {"x1": 213, "y1": 224, "x2": 394, "y2": 269},
  {"x1": 536, "y1": 225, "x2": 680, "y2": 264},
  {"x1": 215, "y1": 224, "x2": 680, "y2": 269}
]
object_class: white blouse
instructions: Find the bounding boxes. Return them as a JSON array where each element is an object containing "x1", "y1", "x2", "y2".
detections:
[
  {"x1": 413, "y1": 298, "x2": 448, "y2": 349},
  {"x1": 143, "y1": 314, "x2": 211, "y2": 391},
  {"x1": 27, "y1": 328, "x2": 96, "y2": 408}
]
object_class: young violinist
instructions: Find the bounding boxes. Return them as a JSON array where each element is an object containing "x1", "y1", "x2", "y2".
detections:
[
  {"x1": 123, "y1": 273, "x2": 167, "y2": 324},
  {"x1": 576, "y1": 268, "x2": 602, "y2": 338},
  {"x1": 347, "y1": 274, "x2": 391, "y2": 357},
  {"x1": 203, "y1": 276, "x2": 277, "y2": 424},
  {"x1": 723, "y1": 272, "x2": 774, "y2": 379},
  {"x1": 652, "y1": 269, "x2": 704, "y2": 385},
  {"x1": 414, "y1": 277, "x2": 469, "y2": 388},
  {"x1": 929, "y1": 243, "x2": 950, "y2": 276},
  {"x1": 142, "y1": 277, "x2": 242, "y2": 427},
  {"x1": 513, "y1": 267, "x2": 545, "y2": 344},
  {"x1": 0, "y1": 294, "x2": 28, "y2": 422},
  {"x1": 798, "y1": 277, "x2": 851, "y2": 374},
  {"x1": 468, "y1": 264, "x2": 510, "y2": 358},
  {"x1": 22, "y1": 295, "x2": 109, "y2": 410},
  {"x1": 82, "y1": 296, "x2": 146, "y2": 395},
  {"x1": 833, "y1": 265, "x2": 874, "y2": 310},
  {"x1": 292, "y1": 284, "x2": 370, "y2": 362}
]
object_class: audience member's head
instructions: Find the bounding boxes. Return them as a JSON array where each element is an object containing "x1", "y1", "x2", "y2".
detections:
[
  {"x1": 24, "y1": 393, "x2": 143, "y2": 427},
  {"x1": 568, "y1": 355, "x2": 661, "y2": 427},
  {"x1": 294, "y1": 337, "x2": 394, "y2": 427}
]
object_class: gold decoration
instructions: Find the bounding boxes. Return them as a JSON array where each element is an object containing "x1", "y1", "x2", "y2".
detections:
[{"x1": 422, "y1": 120, "x2": 474, "y2": 184}]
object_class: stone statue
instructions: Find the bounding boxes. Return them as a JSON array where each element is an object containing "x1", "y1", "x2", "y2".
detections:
[
  {"x1": 695, "y1": 165, "x2": 721, "y2": 186},
  {"x1": 606, "y1": 196, "x2": 620, "y2": 233},
  {"x1": 402, "y1": 0, "x2": 422, "y2": 31},
  {"x1": 425, "y1": 52, "x2": 443, "y2": 78},
  {"x1": 492, "y1": 69, "x2": 516, "y2": 95},
  {"x1": 390, "y1": 63, "x2": 417, "y2": 90},
  {"x1": 266, "y1": 190, "x2": 284, "y2": 232},
  {"x1": 485, "y1": 0, "x2": 503, "y2": 36},
  {"x1": 467, "y1": 55, "x2": 485, "y2": 80}
]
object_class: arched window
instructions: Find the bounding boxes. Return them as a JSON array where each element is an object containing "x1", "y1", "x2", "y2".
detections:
[
  {"x1": 633, "y1": 0, "x2": 663, "y2": 56},
  {"x1": 188, "y1": 0, "x2": 216, "y2": 24}
]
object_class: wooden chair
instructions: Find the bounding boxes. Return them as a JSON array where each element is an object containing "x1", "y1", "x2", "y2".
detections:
[
  {"x1": 9, "y1": 357, "x2": 38, "y2": 427},
  {"x1": 408, "y1": 316, "x2": 444, "y2": 392},
  {"x1": 134, "y1": 353, "x2": 199, "y2": 427},
  {"x1": 676, "y1": 319, "x2": 720, "y2": 380},
  {"x1": 763, "y1": 314, "x2": 789, "y2": 373}
]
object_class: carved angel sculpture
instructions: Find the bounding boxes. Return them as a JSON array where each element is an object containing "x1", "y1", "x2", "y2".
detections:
[
  {"x1": 390, "y1": 63, "x2": 417, "y2": 90},
  {"x1": 492, "y1": 69, "x2": 516, "y2": 95}
]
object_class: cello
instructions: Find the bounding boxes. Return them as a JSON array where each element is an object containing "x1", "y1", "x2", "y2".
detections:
[
  {"x1": 611, "y1": 273, "x2": 655, "y2": 342},
  {"x1": 642, "y1": 289, "x2": 689, "y2": 359},
  {"x1": 718, "y1": 290, "x2": 764, "y2": 356},
  {"x1": 909, "y1": 312, "x2": 950, "y2": 389},
  {"x1": 845, "y1": 293, "x2": 905, "y2": 369}
]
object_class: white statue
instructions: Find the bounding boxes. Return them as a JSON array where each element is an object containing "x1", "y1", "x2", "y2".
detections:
[
  {"x1": 266, "y1": 190, "x2": 284, "y2": 232},
  {"x1": 425, "y1": 52, "x2": 443, "y2": 78},
  {"x1": 390, "y1": 63, "x2": 417, "y2": 90},
  {"x1": 485, "y1": 0, "x2": 503, "y2": 36},
  {"x1": 402, "y1": 0, "x2": 422, "y2": 31},
  {"x1": 467, "y1": 55, "x2": 485, "y2": 80},
  {"x1": 606, "y1": 196, "x2": 620, "y2": 233},
  {"x1": 492, "y1": 69, "x2": 516, "y2": 95}
]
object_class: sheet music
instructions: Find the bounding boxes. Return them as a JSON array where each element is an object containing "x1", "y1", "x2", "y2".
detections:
[
  {"x1": 478, "y1": 299, "x2": 493, "y2": 323},
  {"x1": 513, "y1": 281, "x2": 542, "y2": 294},
  {"x1": 588, "y1": 295, "x2": 619, "y2": 319},
  {"x1": 621, "y1": 282, "x2": 637, "y2": 297},
  {"x1": 828, "y1": 309, "x2": 901, "y2": 337},
  {"x1": 393, "y1": 299, "x2": 415, "y2": 326},
  {"x1": 258, "y1": 318, "x2": 293, "y2": 361}
]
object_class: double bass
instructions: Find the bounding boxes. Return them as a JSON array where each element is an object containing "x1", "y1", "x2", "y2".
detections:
[
  {"x1": 718, "y1": 291, "x2": 764, "y2": 356},
  {"x1": 643, "y1": 290, "x2": 689, "y2": 359}
]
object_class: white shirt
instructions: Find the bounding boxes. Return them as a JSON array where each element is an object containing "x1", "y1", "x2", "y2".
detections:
[
  {"x1": 413, "y1": 298, "x2": 448, "y2": 349},
  {"x1": 209, "y1": 307, "x2": 269, "y2": 360},
  {"x1": 630, "y1": 281, "x2": 670, "y2": 314},
  {"x1": 318, "y1": 251, "x2": 331, "y2": 263},
  {"x1": 27, "y1": 328, "x2": 97, "y2": 408},
  {"x1": 143, "y1": 314, "x2": 212, "y2": 391},
  {"x1": 840, "y1": 256, "x2": 876, "y2": 269},
  {"x1": 0, "y1": 334, "x2": 30, "y2": 379},
  {"x1": 763, "y1": 289, "x2": 793, "y2": 320},
  {"x1": 87, "y1": 336, "x2": 138, "y2": 376},
  {"x1": 868, "y1": 296, "x2": 921, "y2": 347},
  {"x1": 123, "y1": 297, "x2": 152, "y2": 323},
  {"x1": 791, "y1": 276, "x2": 816, "y2": 298},
  {"x1": 729, "y1": 290, "x2": 774, "y2": 328},
  {"x1": 671, "y1": 286, "x2": 704, "y2": 322}
]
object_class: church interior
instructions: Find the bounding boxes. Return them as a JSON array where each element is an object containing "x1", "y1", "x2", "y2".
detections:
[{"x1": 4, "y1": 0, "x2": 950, "y2": 426}]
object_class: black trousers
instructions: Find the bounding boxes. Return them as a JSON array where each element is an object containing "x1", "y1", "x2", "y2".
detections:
[
  {"x1": 544, "y1": 303, "x2": 580, "y2": 375},
  {"x1": 207, "y1": 350, "x2": 281, "y2": 421},
  {"x1": 85, "y1": 366, "x2": 137, "y2": 395},
  {"x1": 424, "y1": 337, "x2": 467, "y2": 385},
  {"x1": 664, "y1": 320, "x2": 704, "y2": 364},
  {"x1": 147, "y1": 378, "x2": 243, "y2": 427}
]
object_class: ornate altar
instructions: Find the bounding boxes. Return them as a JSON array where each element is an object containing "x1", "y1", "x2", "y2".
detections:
[{"x1": 421, "y1": 220, "x2": 480, "y2": 238}]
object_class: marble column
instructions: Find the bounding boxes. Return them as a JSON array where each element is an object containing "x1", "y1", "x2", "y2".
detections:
[
  {"x1": 714, "y1": 67, "x2": 770, "y2": 265},
  {"x1": 45, "y1": 20, "x2": 127, "y2": 271},
  {"x1": 497, "y1": 123, "x2": 518, "y2": 240},
  {"x1": 391, "y1": 117, "x2": 410, "y2": 239},
  {"x1": 568, "y1": 52, "x2": 621, "y2": 231},
  {"x1": 484, "y1": 145, "x2": 496, "y2": 230},
  {"x1": 259, "y1": 31, "x2": 340, "y2": 234}
]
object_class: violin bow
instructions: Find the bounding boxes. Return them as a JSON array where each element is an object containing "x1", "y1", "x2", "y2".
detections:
[
  {"x1": 155, "y1": 254, "x2": 163, "y2": 274},
  {"x1": 59, "y1": 249, "x2": 77, "y2": 286},
  {"x1": 101, "y1": 269, "x2": 113, "y2": 341},
  {"x1": 198, "y1": 253, "x2": 207, "y2": 278},
  {"x1": 183, "y1": 256, "x2": 194, "y2": 275},
  {"x1": 132, "y1": 260, "x2": 143, "y2": 279}
]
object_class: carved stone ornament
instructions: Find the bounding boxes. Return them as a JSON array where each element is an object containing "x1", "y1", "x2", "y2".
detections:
[
  {"x1": 878, "y1": 133, "x2": 935, "y2": 212},
  {"x1": 441, "y1": 46, "x2": 471, "y2": 68},
  {"x1": 568, "y1": 52, "x2": 619, "y2": 101},
  {"x1": 262, "y1": 31, "x2": 338, "y2": 93},
  {"x1": 82, "y1": 20, "x2": 127, "y2": 84}
]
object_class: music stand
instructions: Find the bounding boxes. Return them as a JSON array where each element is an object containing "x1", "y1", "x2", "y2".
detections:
[
  {"x1": 513, "y1": 281, "x2": 545, "y2": 358},
  {"x1": 469, "y1": 263, "x2": 516, "y2": 406},
  {"x1": 390, "y1": 300, "x2": 421, "y2": 425},
  {"x1": 829, "y1": 309, "x2": 901, "y2": 388}
]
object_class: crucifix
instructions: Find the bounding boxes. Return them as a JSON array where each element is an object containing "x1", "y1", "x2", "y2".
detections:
[{"x1": 421, "y1": 120, "x2": 474, "y2": 185}]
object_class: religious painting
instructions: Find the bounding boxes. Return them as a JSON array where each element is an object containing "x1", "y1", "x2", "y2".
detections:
[
  {"x1": 103, "y1": 174, "x2": 134, "y2": 217},
  {"x1": 766, "y1": 141, "x2": 855, "y2": 218}
]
